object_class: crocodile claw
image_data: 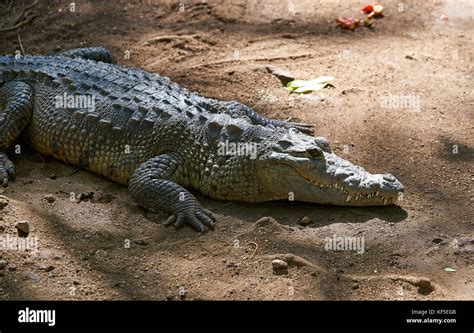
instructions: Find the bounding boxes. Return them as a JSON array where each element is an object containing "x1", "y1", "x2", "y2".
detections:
[
  {"x1": 0, "y1": 153, "x2": 16, "y2": 187},
  {"x1": 164, "y1": 207, "x2": 216, "y2": 232}
]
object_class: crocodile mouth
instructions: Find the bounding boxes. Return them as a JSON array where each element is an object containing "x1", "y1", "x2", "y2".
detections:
[
  {"x1": 306, "y1": 179, "x2": 399, "y2": 205},
  {"x1": 297, "y1": 171, "x2": 404, "y2": 206}
]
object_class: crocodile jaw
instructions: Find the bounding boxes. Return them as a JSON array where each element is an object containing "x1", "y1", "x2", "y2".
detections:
[
  {"x1": 258, "y1": 151, "x2": 404, "y2": 206},
  {"x1": 300, "y1": 171, "x2": 405, "y2": 206}
]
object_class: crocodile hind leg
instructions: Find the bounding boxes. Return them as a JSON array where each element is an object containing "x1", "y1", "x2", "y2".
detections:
[
  {"x1": 0, "y1": 81, "x2": 33, "y2": 186},
  {"x1": 57, "y1": 47, "x2": 116, "y2": 64},
  {"x1": 129, "y1": 154, "x2": 216, "y2": 232},
  {"x1": 222, "y1": 100, "x2": 314, "y2": 134}
]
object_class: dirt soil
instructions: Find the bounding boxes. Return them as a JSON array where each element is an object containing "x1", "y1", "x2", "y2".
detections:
[{"x1": 0, "y1": 0, "x2": 472, "y2": 300}]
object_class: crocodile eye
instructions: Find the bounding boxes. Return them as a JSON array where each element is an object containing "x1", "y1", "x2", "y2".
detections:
[
  {"x1": 307, "y1": 147, "x2": 322, "y2": 158},
  {"x1": 314, "y1": 137, "x2": 331, "y2": 152}
]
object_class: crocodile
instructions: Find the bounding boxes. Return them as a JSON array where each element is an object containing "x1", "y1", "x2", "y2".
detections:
[{"x1": 0, "y1": 47, "x2": 404, "y2": 232}]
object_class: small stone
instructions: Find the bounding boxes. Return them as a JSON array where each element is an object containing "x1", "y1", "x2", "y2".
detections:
[
  {"x1": 352, "y1": 283, "x2": 359, "y2": 290},
  {"x1": 15, "y1": 220, "x2": 30, "y2": 236},
  {"x1": 254, "y1": 216, "x2": 278, "y2": 228},
  {"x1": 0, "y1": 225, "x2": 5, "y2": 232},
  {"x1": 272, "y1": 259, "x2": 288, "y2": 275},
  {"x1": 0, "y1": 195, "x2": 9, "y2": 210},
  {"x1": 0, "y1": 260, "x2": 7, "y2": 270},
  {"x1": 44, "y1": 194, "x2": 56, "y2": 203},
  {"x1": 49, "y1": 174, "x2": 57, "y2": 180},
  {"x1": 26, "y1": 272, "x2": 41, "y2": 283},
  {"x1": 73, "y1": 280, "x2": 80, "y2": 285},
  {"x1": 299, "y1": 216, "x2": 312, "y2": 226},
  {"x1": 39, "y1": 265, "x2": 55, "y2": 272}
]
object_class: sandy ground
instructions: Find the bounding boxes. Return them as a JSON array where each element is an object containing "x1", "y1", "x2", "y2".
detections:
[{"x1": 0, "y1": 0, "x2": 472, "y2": 300}]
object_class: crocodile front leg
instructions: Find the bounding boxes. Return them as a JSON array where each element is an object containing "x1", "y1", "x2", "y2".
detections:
[
  {"x1": 0, "y1": 81, "x2": 33, "y2": 186},
  {"x1": 129, "y1": 154, "x2": 216, "y2": 232}
]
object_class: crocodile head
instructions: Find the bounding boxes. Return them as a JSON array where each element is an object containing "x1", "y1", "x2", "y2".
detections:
[{"x1": 257, "y1": 128, "x2": 404, "y2": 206}]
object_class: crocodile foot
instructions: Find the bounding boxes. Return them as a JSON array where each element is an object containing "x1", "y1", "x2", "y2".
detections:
[
  {"x1": 0, "y1": 152, "x2": 15, "y2": 187},
  {"x1": 164, "y1": 205, "x2": 216, "y2": 232}
]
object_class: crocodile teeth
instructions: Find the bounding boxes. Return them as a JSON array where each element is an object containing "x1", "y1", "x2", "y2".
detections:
[
  {"x1": 383, "y1": 198, "x2": 388, "y2": 205},
  {"x1": 346, "y1": 195, "x2": 351, "y2": 202},
  {"x1": 376, "y1": 191, "x2": 380, "y2": 197}
]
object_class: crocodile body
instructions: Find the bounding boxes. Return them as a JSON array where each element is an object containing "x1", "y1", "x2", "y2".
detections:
[{"x1": 0, "y1": 48, "x2": 404, "y2": 232}]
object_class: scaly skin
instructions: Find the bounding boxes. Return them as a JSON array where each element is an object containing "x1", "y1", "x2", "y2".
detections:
[{"x1": 0, "y1": 48, "x2": 404, "y2": 232}]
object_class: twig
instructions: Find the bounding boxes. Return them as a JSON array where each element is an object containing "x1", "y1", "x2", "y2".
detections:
[
  {"x1": 249, "y1": 241, "x2": 258, "y2": 259},
  {"x1": 145, "y1": 34, "x2": 200, "y2": 45},
  {"x1": 187, "y1": 52, "x2": 317, "y2": 70},
  {"x1": 17, "y1": 34, "x2": 25, "y2": 55}
]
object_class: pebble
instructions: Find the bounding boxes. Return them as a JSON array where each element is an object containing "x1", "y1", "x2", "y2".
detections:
[
  {"x1": 15, "y1": 221, "x2": 30, "y2": 235},
  {"x1": 39, "y1": 265, "x2": 55, "y2": 272},
  {"x1": 49, "y1": 174, "x2": 57, "y2": 180},
  {"x1": 44, "y1": 194, "x2": 56, "y2": 203},
  {"x1": 0, "y1": 195, "x2": 8, "y2": 210},
  {"x1": 299, "y1": 216, "x2": 313, "y2": 226},
  {"x1": 272, "y1": 259, "x2": 288, "y2": 275},
  {"x1": 254, "y1": 216, "x2": 278, "y2": 228},
  {"x1": 0, "y1": 260, "x2": 7, "y2": 270},
  {"x1": 25, "y1": 272, "x2": 41, "y2": 283}
]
